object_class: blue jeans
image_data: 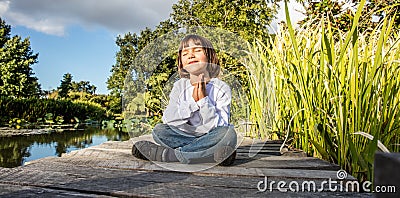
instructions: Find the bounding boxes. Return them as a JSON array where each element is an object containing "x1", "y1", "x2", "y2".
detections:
[{"x1": 152, "y1": 123, "x2": 237, "y2": 164}]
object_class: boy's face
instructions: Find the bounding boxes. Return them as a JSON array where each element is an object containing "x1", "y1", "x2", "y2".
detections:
[{"x1": 181, "y1": 40, "x2": 208, "y2": 75}]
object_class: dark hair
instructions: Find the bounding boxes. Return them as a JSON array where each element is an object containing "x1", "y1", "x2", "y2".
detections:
[{"x1": 177, "y1": 35, "x2": 220, "y2": 78}]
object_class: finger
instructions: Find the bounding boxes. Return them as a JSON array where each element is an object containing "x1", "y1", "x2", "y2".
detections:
[
  {"x1": 198, "y1": 82, "x2": 203, "y2": 96},
  {"x1": 193, "y1": 86, "x2": 198, "y2": 101},
  {"x1": 197, "y1": 82, "x2": 201, "y2": 94},
  {"x1": 199, "y1": 80, "x2": 204, "y2": 91},
  {"x1": 201, "y1": 78, "x2": 206, "y2": 90}
]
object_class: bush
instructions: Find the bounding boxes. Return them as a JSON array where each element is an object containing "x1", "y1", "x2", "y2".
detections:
[{"x1": 0, "y1": 96, "x2": 107, "y2": 125}]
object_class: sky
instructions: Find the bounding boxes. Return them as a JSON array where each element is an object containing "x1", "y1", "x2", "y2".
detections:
[{"x1": 0, "y1": 0, "x2": 305, "y2": 94}]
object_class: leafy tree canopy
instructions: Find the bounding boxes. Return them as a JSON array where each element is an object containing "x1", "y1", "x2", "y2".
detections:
[
  {"x1": 57, "y1": 72, "x2": 98, "y2": 98},
  {"x1": 297, "y1": 0, "x2": 400, "y2": 32},
  {"x1": 0, "y1": 17, "x2": 40, "y2": 98},
  {"x1": 107, "y1": 20, "x2": 177, "y2": 114},
  {"x1": 57, "y1": 73, "x2": 73, "y2": 98},
  {"x1": 71, "y1": 80, "x2": 97, "y2": 95},
  {"x1": 172, "y1": 0, "x2": 279, "y2": 41}
]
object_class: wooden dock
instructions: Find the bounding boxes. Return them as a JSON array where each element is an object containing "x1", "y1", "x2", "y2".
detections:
[{"x1": 0, "y1": 134, "x2": 372, "y2": 197}]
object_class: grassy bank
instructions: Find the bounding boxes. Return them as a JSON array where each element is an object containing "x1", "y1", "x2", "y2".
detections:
[{"x1": 0, "y1": 96, "x2": 107, "y2": 127}]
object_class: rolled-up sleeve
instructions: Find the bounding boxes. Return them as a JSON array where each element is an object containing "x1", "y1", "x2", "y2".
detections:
[
  {"x1": 162, "y1": 81, "x2": 199, "y2": 125},
  {"x1": 196, "y1": 83, "x2": 231, "y2": 128}
]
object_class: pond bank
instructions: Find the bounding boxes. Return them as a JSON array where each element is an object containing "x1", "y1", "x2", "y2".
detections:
[
  {"x1": 0, "y1": 127, "x2": 55, "y2": 137},
  {"x1": 0, "y1": 126, "x2": 88, "y2": 137}
]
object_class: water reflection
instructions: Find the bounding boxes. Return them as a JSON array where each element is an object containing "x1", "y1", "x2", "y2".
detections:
[{"x1": 0, "y1": 128, "x2": 131, "y2": 168}]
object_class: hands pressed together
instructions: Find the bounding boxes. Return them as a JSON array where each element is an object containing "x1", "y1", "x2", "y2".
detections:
[{"x1": 192, "y1": 74, "x2": 207, "y2": 102}]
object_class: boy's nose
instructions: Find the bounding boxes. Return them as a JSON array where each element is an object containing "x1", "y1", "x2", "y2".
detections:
[{"x1": 188, "y1": 51, "x2": 195, "y2": 58}]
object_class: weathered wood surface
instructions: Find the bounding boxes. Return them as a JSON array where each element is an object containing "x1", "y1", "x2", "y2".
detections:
[{"x1": 0, "y1": 134, "x2": 372, "y2": 197}]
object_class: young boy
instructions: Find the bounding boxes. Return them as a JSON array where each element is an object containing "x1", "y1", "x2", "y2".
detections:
[{"x1": 132, "y1": 34, "x2": 237, "y2": 166}]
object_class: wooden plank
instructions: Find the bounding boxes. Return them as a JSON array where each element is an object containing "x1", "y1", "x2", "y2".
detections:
[
  {"x1": 24, "y1": 155, "x2": 347, "y2": 181},
  {"x1": 233, "y1": 157, "x2": 340, "y2": 170},
  {"x1": 0, "y1": 184, "x2": 111, "y2": 198}
]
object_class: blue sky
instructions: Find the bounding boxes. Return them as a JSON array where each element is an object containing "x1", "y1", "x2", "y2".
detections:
[
  {"x1": 12, "y1": 25, "x2": 118, "y2": 93},
  {"x1": 0, "y1": 0, "x2": 304, "y2": 95}
]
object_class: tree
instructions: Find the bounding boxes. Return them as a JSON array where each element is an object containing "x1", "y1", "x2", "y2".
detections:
[
  {"x1": 0, "y1": 17, "x2": 40, "y2": 98},
  {"x1": 172, "y1": 0, "x2": 279, "y2": 42},
  {"x1": 58, "y1": 73, "x2": 73, "y2": 98},
  {"x1": 71, "y1": 80, "x2": 97, "y2": 95},
  {"x1": 107, "y1": 32, "x2": 140, "y2": 114},
  {"x1": 107, "y1": 20, "x2": 177, "y2": 115},
  {"x1": 298, "y1": 0, "x2": 400, "y2": 32}
]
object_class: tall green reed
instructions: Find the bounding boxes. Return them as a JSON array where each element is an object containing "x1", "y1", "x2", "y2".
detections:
[{"x1": 244, "y1": 0, "x2": 400, "y2": 182}]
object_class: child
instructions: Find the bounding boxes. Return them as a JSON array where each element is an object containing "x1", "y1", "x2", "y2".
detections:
[{"x1": 132, "y1": 34, "x2": 237, "y2": 166}]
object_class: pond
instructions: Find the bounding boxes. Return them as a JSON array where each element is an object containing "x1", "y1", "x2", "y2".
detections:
[{"x1": 0, "y1": 128, "x2": 131, "y2": 168}]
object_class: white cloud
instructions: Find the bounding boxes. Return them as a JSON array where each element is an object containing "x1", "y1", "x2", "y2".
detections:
[
  {"x1": 6, "y1": 10, "x2": 66, "y2": 36},
  {"x1": 0, "y1": 1, "x2": 10, "y2": 16},
  {"x1": 0, "y1": 0, "x2": 177, "y2": 36}
]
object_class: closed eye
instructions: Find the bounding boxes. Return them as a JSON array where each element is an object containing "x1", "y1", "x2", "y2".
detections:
[{"x1": 194, "y1": 48, "x2": 203, "y2": 52}]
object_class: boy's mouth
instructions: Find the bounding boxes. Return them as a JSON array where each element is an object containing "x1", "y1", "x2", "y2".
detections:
[{"x1": 188, "y1": 61, "x2": 199, "y2": 65}]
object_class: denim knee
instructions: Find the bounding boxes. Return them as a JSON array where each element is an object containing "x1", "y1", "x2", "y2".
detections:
[
  {"x1": 212, "y1": 125, "x2": 237, "y2": 148},
  {"x1": 152, "y1": 123, "x2": 166, "y2": 137},
  {"x1": 152, "y1": 124, "x2": 170, "y2": 146}
]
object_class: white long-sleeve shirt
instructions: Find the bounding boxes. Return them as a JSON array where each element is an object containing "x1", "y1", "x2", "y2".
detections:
[{"x1": 162, "y1": 78, "x2": 231, "y2": 136}]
